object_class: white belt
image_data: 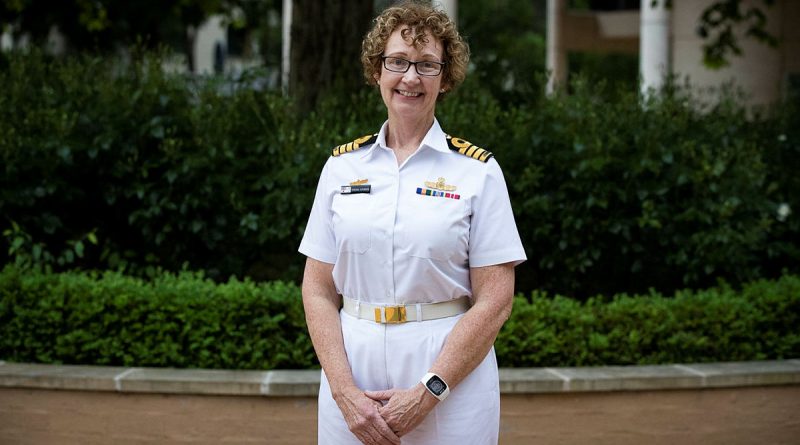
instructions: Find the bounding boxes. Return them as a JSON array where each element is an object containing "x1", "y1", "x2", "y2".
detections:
[{"x1": 342, "y1": 296, "x2": 471, "y2": 324}]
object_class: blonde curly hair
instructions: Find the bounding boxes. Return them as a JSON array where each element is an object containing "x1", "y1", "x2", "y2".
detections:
[{"x1": 361, "y1": 1, "x2": 470, "y2": 97}]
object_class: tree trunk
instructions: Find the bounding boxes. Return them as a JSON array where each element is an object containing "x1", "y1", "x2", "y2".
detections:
[{"x1": 289, "y1": 0, "x2": 374, "y2": 111}]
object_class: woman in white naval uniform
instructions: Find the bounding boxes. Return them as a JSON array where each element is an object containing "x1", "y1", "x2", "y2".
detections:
[{"x1": 299, "y1": 2, "x2": 526, "y2": 444}]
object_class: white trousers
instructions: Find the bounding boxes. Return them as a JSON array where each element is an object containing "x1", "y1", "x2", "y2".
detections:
[{"x1": 318, "y1": 310, "x2": 500, "y2": 445}]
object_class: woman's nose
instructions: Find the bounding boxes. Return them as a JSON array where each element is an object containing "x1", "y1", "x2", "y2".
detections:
[{"x1": 402, "y1": 66, "x2": 421, "y2": 83}]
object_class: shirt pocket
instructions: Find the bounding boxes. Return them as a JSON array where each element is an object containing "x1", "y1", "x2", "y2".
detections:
[
  {"x1": 402, "y1": 193, "x2": 468, "y2": 261},
  {"x1": 331, "y1": 192, "x2": 374, "y2": 254}
]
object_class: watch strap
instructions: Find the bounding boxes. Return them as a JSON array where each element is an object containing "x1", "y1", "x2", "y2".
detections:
[{"x1": 420, "y1": 372, "x2": 450, "y2": 401}]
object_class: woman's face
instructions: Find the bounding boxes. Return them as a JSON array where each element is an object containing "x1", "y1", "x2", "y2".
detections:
[{"x1": 377, "y1": 26, "x2": 444, "y2": 123}]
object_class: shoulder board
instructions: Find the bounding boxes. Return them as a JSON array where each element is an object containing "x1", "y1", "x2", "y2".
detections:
[
  {"x1": 332, "y1": 134, "x2": 378, "y2": 157},
  {"x1": 445, "y1": 135, "x2": 494, "y2": 163}
]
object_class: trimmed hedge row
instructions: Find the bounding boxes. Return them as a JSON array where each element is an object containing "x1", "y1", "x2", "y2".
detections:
[
  {"x1": 1, "y1": 50, "x2": 798, "y2": 298},
  {"x1": 0, "y1": 266, "x2": 315, "y2": 369},
  {"x1": 1, "y1": 265, "x2": 797, "y2": 369},
  {"x1": 499, "y1": 276, "x2": 800, "y2": 366}
]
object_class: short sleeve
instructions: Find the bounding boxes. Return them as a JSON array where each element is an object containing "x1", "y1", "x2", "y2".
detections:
[
  {"x1": 298, "y1": 159, "x2": 337, "y2": 264},
  {"x1": 468, "y1": 159, "x2": 527, "y2": 267}
]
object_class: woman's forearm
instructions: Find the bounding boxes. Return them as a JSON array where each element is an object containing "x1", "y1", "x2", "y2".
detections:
[
  {"x1": 303, "y1": 258, "x2": 402, "y2": 444},
  {"x1": 427, "y1": 263, "x2": 515, "y2": 389},
  {"x1": 301, "y1": 258, "x2": 355, "y2": 394}
]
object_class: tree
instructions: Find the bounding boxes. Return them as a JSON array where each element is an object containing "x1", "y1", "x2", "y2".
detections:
[
  {"x1": 288, "y1": 0, "x2": 374, "y2": 111},
  {"x1": 225, "y1": 0, "x2": 282, "y2": 69},
  {"x1": 0, "y1": 0, "x2": 224, "y2": 70},
  {"x1": 459, "y1": 0, "x2": 548, "y2": 104}
]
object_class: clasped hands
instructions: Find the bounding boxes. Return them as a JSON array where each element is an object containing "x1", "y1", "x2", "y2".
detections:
[{"x1": 335, "y1": 383, "x2": 438, "y2": 445}]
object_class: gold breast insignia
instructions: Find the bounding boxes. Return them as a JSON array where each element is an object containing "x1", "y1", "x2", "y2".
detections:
[
  {"x1": 424, "y1": 177, "x2": 457, "y2": 192},
  {"x1": 349, "y1": 179, "x2": 368, "y2": 185}
]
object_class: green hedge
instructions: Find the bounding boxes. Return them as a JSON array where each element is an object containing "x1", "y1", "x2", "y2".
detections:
[
  {"x1": 499, "y1": 275, "x2": 800, "y2": 366},
  {"x1": 1, "y1": 265, "x2": 797, "y2": 369},
  {"x1": 1, "y1": 49, "x2": 798, "y2": 297},
  {"x1": 0, "y1": 265, "x2": 315, "y2": 369}
]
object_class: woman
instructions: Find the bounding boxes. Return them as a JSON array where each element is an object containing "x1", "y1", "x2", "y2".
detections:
[{"x1": 299, "y1": 2, "x2": 526, "y2": 444}]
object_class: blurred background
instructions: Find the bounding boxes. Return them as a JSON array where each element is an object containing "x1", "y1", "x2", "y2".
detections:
[
  {"x1": 1, "y1": 0, "x2": 799, "y2": 371},
  {"x1": 1, "y1": 0, "x2": 798, "y2": 298}
]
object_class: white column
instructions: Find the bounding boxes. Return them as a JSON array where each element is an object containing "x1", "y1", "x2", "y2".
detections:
[
  {"x1": 1, "y1": 29, "x2": 12, "y2": 51},
  {"x1": 546, "y1": 0, "x2": 567, "y2": 95},
  {"x1": 282, "y1": 0, "x2": 293, "y2": 94},
  {"x1": 194, "y1": 15, "x2": 227, "y2": 75},
  {"x1": 639, "y1": 0, "x2": 670, "y2": 96},
  {"x1": 438, "y1": 0, "x2": 458, "y2": 23}
]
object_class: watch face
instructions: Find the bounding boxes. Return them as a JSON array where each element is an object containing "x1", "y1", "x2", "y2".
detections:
[{"x1": 427, "y1": 375, "x2": 447, "y2": 395}]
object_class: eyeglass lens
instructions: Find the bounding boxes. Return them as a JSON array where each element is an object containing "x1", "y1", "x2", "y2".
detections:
[{"x1": 383, "y1": 57, "x2": 442, "y2": 76}]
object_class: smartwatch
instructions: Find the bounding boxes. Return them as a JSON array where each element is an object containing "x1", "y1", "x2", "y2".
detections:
[{"x1": 420, "y1": 372, "x2": 450, "y2": 401}]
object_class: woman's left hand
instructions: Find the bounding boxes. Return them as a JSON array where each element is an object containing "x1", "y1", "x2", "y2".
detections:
[{"x1": 364, "y1": 385, "x2": 438, "y2": 436}]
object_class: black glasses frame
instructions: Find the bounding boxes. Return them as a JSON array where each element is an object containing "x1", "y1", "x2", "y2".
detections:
[{"x1": 381, "y1": 56, "x2": 445, "y2": 76}]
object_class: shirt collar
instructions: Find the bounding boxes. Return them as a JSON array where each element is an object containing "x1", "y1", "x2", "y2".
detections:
[
  {"x1": 362, "y1": 118, "x2": 450, "y2": 159},
  {"x1": 420, "y1": 118, "x2": 451, "y2": 154},
  {"x1": 358, "y1": 121, "x2": 390, "y2": 159}
]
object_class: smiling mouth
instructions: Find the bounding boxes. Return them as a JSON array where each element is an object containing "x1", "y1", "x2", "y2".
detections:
[{"x1": 396, "y1": 89, "x2": 422, "y2": 97}]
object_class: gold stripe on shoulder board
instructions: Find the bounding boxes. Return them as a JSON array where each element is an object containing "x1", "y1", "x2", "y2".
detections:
[
  {"x1": 332, "y1": 133, "x2": 379, "y2": 157},
  {"x1": 445, "y1": 135, "x2": 494, "y2": 163}
]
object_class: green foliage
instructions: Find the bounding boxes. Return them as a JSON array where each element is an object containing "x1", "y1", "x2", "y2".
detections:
[
  {"x1": 1, "y1": 265, "x2": 797, "y2": 368},
  {"x1": 496, "y1": 274, "x2": 800, "y2": 367},
  {"x1": 459, "y1": 0, "x2": 547, "y2": 105},
  {"x1": 0, "y1": 49, "x2": 313, "y2": 281},
  {"x1": 464, "y1": 78, "x2": 798, "y2": 297},
  {"x1": 697, "y1": 0, "x2": 778, "y2": 69},
  {"x1": 1, "y1": 50, "x2": 798, "y2": 298},
  {"x1": 567, "y1": 52, "x2": 639, "y2": 95},
  {"x1": 0, "y1": 265, "x2": 315, "y2": 369},
  {"x1": 0, "y1": 0, "x2": 231, "y2": 53}
]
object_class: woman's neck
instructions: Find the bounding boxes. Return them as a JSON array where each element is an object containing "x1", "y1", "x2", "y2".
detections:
[{"x1": 385, "y1": 114, "x2": 434, "y2": 153}]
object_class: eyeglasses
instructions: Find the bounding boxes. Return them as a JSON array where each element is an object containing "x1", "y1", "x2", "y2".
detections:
[{"x1": 381, "y1": 56, "x2": 445, "y2": 76}]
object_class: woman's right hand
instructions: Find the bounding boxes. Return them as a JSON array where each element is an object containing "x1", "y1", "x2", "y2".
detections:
[{"x1": 333, "y1": 385, "x2": 402, "y2": 445}]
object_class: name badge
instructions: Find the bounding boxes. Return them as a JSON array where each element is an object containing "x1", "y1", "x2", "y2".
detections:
[{"x1": 341, "y1": 184, "x2": 371, "y2": 194}]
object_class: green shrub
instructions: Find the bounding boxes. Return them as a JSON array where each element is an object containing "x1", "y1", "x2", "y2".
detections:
[
  {"x1": 494, "y1": 80, "x2": 794, "y2": 297},
  {"x1": 1, "y1": 266, "x2": 797, "y2": 368},
  {"x1": 0, "y1": 49, "x2": 323, "y2": 281},
  {"x1": 0, "y1": 265, "x2": 315, "y2": 369},
  {"x1": 496, "y1": 274, "x2": 800, "y2": 367}
]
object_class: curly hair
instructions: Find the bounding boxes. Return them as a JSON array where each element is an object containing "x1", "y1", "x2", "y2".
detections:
[{"x1": 361, "y1": 1, "x2": 470, "y2": 97}]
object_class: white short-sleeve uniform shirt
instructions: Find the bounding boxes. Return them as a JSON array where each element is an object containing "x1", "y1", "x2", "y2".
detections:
[
  {"x1": 299, "y1": 118, "x2": 526, "y2": 445},
  {"x1": 300, "y1": 118, "x2": 525, "y2": 303}
]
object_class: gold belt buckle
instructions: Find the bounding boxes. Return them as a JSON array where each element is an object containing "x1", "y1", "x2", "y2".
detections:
[{"x1": 374, "y1": 306, "x2": 407, "y2": 324}]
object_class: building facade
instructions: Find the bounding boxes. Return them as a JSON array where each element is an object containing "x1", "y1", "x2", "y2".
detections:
[{"x1": 546, "y1": 0, "x2": 800, "y2": 106}]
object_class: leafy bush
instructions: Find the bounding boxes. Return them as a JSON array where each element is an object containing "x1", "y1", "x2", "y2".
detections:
[
  {"x1": 0, "y1": 265, "x2": 315, "y2": 369},
  {"x1": 1, "y1": 266, "x2": 797, "y2": 368},
  {"x1": 0, "y1": 49, "x2": 305, "y2": 280},
  {"x1": 496, "y1": 274, "x2": 800, "y2": 366},
  {"x1": 1, "y1": 49, "x2": 798, "y2": 298}
]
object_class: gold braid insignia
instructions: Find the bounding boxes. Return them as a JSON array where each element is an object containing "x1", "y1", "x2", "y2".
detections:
[
  {"x1": 445, "y1": 135, "x2": 493, "y2": 163},
  {"x1": 332, "y1": 134, "x2": 378, "y2": 157}
]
